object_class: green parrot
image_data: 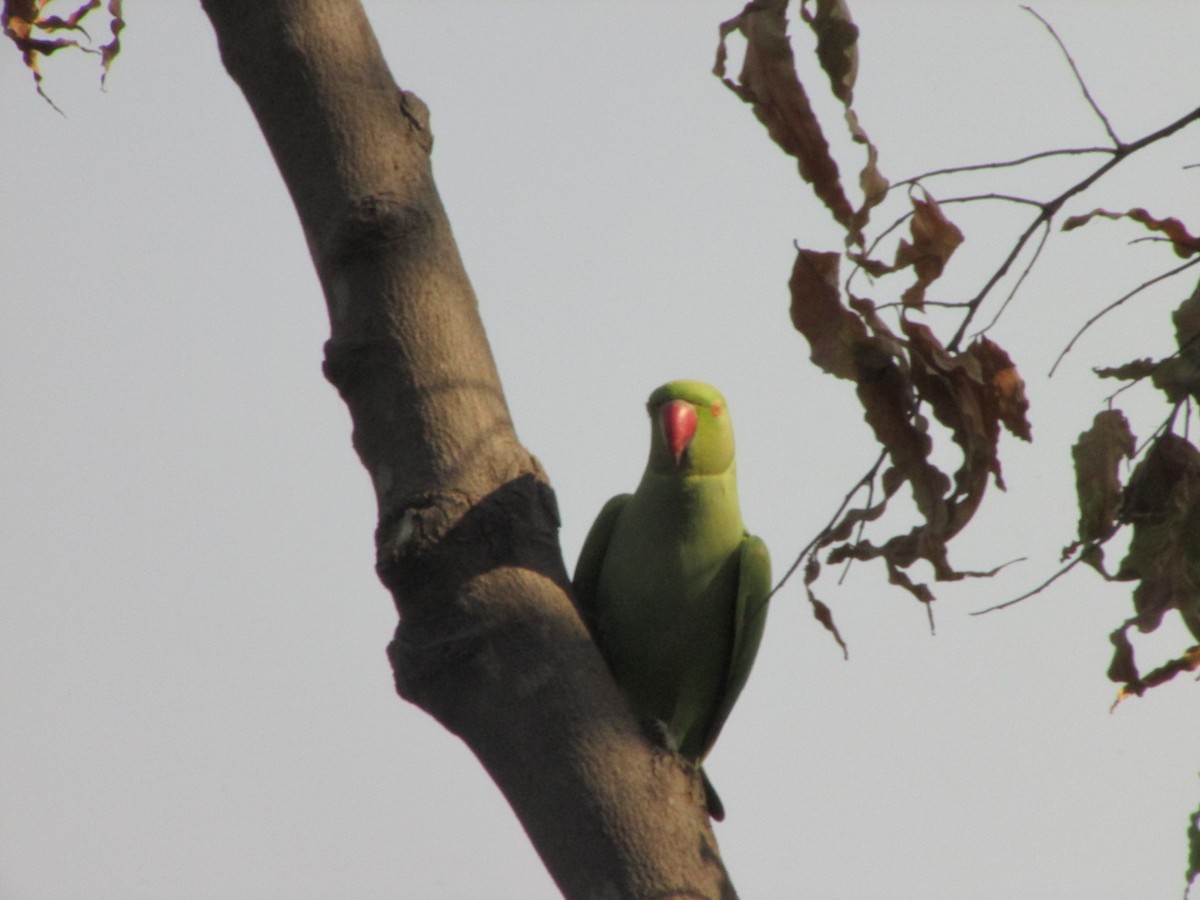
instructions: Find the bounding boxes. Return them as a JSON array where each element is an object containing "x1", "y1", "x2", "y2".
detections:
[{"x1": 573, "y1": 379, "x2": 772, "y2": 821}]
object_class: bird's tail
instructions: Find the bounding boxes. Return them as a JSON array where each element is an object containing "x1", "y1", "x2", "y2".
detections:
[{"x1": 700, "y1": 767, "x2": 725, "y2": 821}]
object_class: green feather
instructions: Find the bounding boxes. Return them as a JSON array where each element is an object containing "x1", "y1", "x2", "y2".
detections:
[{"x1": 573, "y1": 380, "x2": 772, "y2": 820}]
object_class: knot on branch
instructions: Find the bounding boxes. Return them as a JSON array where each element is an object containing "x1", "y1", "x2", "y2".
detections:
[
  {"x1": 321, "y1": 334, "x2": 392, "y2": 401},
  {"x1": 321, "y1": 193, "x2": 435, "y2": 271},
  {"x1": 377, "y1": 471, "x2": 565, "y2": 614},
  {"x1": 397, "y1": 90, "x2": 432, "y2": 153},
  {"x1": 381, "y1": 472, "x2": 575, "y2": 714}
]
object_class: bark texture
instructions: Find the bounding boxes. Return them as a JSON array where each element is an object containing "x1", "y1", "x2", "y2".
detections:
[{"x1": 199, "y1": 1, "x2": 737, "y2": 896}]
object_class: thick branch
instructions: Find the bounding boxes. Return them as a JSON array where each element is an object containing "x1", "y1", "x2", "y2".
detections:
[{"x1": 199, "y1": 0, "x2": 734, "y2": 896}]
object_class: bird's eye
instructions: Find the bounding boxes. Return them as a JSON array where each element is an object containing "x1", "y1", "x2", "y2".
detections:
[{"x1": 711, "y1": 402, "x2": 724, "y2": 417}]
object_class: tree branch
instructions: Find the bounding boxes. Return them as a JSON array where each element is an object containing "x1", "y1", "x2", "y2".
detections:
[
  {"x1": 1050, "y1": 257, "x2": 1200, "y2": 376},
  {"x1": 1020, "y1": 6, "x2": 1121, "y2": 147},
  {"x1": 945, "y1": 103, "x2": 1200, "y2": 351},
  {"x1": 199, "y1": 1, "x2": 735, "y2": 895}
]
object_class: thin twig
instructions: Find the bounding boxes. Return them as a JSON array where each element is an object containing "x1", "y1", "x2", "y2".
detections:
[
  {"x1": 893, "y1": 146, "x2": 1112, "y2": 189},
  {"x1": 768, "y1": 448, "x2": 888, "y2": 600},
  {"x1": 972, "y1": 220, "x2": 1051, "y2": 341},
  {"x1": 838, "y1": 466, "x2": 878, "y2": 586},
  {"x1": 940, "y1": 193, "x2": 1046, "y2": 209},
  {"x1": 876, "y1": 300, "x2": 972, "y2": 311},
  {"x1": 847, "y1": 193, "x2": 1043, "y2": 295},
  {"x1": 1021, "y1": 6, "x2": 1122, "y2": 147},
  {"x1": 946, "y1": 104, "x2": 1200, "y2": 352},
  {"x1": 1131, "y1": 405, "x2": 1184, "y2": 460},
  {"x1": 971, "y1": 557, "x2": 1082, "y2": 615},
  {"x1": 1049, "y1": 256, "x2": 1200, "y2": 376},
  {"x1": 1103, "y1": 375, "x2": 1148, "y2": 406},
  {"x1": 947, "y1": 208, "x2": 1051, "y2": 351}
]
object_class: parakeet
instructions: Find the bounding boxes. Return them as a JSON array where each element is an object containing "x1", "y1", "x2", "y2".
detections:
[{"x1": 573, "y1": 380, "x2": 772, "y2": 821}]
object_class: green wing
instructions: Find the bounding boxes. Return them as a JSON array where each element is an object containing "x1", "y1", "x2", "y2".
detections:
[
  {"x1": 695, "y1": 533, "x2": 772, "y2": 761},
  {"x1": 571, "y1": 493, "x2": 629, "y2": 637}
]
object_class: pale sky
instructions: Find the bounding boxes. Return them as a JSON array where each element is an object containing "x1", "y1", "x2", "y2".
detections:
[{"x1": 3, "y1": 2, "x2": 1200, "y2": 898}]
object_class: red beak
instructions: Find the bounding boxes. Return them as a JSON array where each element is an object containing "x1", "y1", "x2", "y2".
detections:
[{"x1": 660, "y1": 400, "x2": 697, "y2": 465}]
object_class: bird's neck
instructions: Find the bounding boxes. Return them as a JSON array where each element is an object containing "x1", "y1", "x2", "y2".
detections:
[{"x1": 634, "y1": 465, "x2": 743, "y2": 533}]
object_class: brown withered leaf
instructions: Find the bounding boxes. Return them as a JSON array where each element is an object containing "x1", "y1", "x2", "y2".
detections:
[
  {"x1": 1095, "y1": 284, "x2": 1200, "y2": 405},
  {"x1": 1156, "y1": 281, "x2": 1200, "y2": 404},
  {"x1": 812, "y1": 322, "x2": 1030, "y2": 612},
  {"x1": 902, "y1": 320, "x2": 1023, "y2": 516},
  {"x1": 804, "y1": 557, "x2": 848, "y2": 658},
  {"x1": 846, "y1": 191, "x2": 964, "y2": 309},
  {"x1": 1114, "y1": 434, "x2": 1200, "y2": 637},
  {"x1": 970, "y1": 337, "x2": 1032, "y2": 443},
  {"x1": 859, "y1": 365, "x2": 949, "y2": 526},
  {"x1": 1189, "y1": 799, "x2": 1200, "y2": 897},
  {"x1": 1071, "y1": 410, "x2": 1135, "y2": 549},
  {"x1": 786, "y1": 257, "x2": 934, "y2": 520},
  {"x1": 715, "y1": 0, "x2": 855, "y2": 233},
  {"x1": 1107, "y1": 622, "x2": 1140, "y2": 686},
  {"x1": 2, "y1": 0, "x2": 122, "y2": 106},
  {"x1": 1119, "y1": 433, "x2": 1200, "y2": 525},
  {"x1": 1112, "y1": 642, "x2": 1200, "y2": 704},
  {"x1": 31, "y1": 0, "x2": 98, "y2": 31},
  {"x1": 1095, "y1": 359, "x2": 1159, "y2": 381},
  {"x1": 847, "y1": 293, "x2": 902, "y2": 345},
  {"x1": 826, "y1": 530, "x2": 937, "y2": 603},
  {"x1": 1150, "y1": 360, "x2": 1200, "y2": 405},
  {"x1": 99, "y1": 0, "x2": 123, "y2": 83},
  {"x1": 799, "y1": 0, "x2": 889, "y2": 242},
  {"x1": 789, "y1": 249, "x2": 906, "y2": 387},
  {"x1": 800, "y1": 0, "x2": 857, "y2": 104},
  {"x1": 1062, "y1": 207, "x2": 1200, "y2": 259},
  {"x1": 822, "y1": 471, "x2": 898, "y2": 545},
  {"x1": 902, "y1": 319, "x2": 995, "y2": 505},
  {"x1": 3, "y1": 0, "x2": 78, "y2": 108},
  {"x1": 792, "y1": 264, "x2": 1030, "y2": 608},
  {"x1": 897, "y1": 192, "x2": 964, "y2": 309},
  {"x1": 789, "y1": 249, "x2": 864, "y2": 380},
  {"x1": 1174, "y1": 279, "x2": 1200, "y2": 347}
]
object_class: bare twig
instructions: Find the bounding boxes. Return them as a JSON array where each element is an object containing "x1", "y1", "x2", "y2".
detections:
[
  {"x1": 1049, "y1": 257, "x2": 1200, "y2": 376},
  {"x1": 1021, "y1": 6, "x2": 1122, "y2": 147},
  {"x1": 893, "y1": 146, "x2": 1112, "y2": 189},
  {"x1": 946, "y1": 104, "x2": 1200, "y2": 351},
  {"x1": 769, "y1": 448, "x2": 888, "y2": 601},
  {"x1": 971, "y1": 556, "x2": 1083, "y2": 615},
  {"x1": 838, "y1": 466, "x2": 879, "y2": 586},
  {"x1": 847, "y1": 193, "x2": 1043, "y2": 295},
  {"x1": 1131, "y1": 405, "x2": 1184, "y2": 459},
  {"x1": 876, "y1": 300, "x2": 972, "y2": 311},
  {"x1": 972, "y1": 220, "x2": 1051, "y2": 341},
  {"x1": 941, "y1": 193, "x2": 1046, "y2": 209}
]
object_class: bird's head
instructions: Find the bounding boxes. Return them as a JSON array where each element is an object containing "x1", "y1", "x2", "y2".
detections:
[{"x1": 645, "y1": 380, "x2": 735, "y2": 476}]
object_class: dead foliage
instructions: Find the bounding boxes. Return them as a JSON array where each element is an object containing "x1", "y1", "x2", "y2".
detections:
[
  {"x1": 2, "y1": 0, "x2": 123, "y2": 109},
  {"x1": 716, "y1": 0, "x2": 1200, "y2": 672},
  {"x1": 718, "y1": 0, "x2": 1031, "y2": 637}
]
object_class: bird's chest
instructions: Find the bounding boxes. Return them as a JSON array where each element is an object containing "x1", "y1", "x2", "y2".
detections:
[{"x1": 593, "y1": 481, "x2": 743, "y2": 682}]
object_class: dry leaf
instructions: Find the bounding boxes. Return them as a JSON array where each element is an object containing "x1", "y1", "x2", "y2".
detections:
[
  {"x1": 716, "y1": 0, "x2": 856, "y2": 234},
  {"x1": 2, "y1": 0, "x2": 122, "y2": 106},
  {"x1": 804, "y1": 557, "x2": 848, "y2": 658},
  {"x1": 971, "y1": 337, "x2": 1032, "y2": 443},
  {"x1": 1113, "y1": 434, "x2": 1200, "y2": 644},
  {"x1": 799, "y1": 0, "x2": 889, "y2": 237},
  {"x1": 1071, "y1": 410, "x2": 1135, "y2": 547},
  {"x1": 1063, "y1": 207, "x2": 1200, "y2": 259}
]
